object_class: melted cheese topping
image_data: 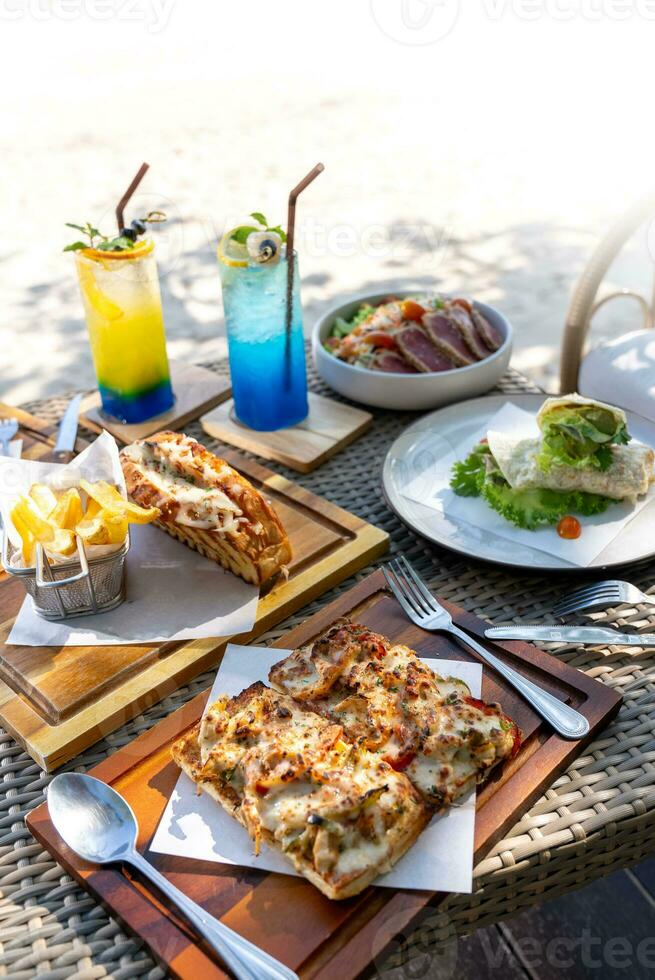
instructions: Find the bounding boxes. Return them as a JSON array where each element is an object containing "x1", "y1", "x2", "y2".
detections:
[
  {"x1": 122, "y1": 442, "x2": 243, "y2": 533},
  {"x1": 196, "y1": 685, "x2": 422, "y2": 885},
  {"x1": 269, "y1": 624, "x2": 518, "y2": 810}
]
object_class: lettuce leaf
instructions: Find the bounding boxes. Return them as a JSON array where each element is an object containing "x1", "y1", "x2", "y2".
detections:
[
  {"x1": 329, "y1": 304, "x2": 375, "y2": 339},
  {"x1": 536, "y1": 405, "x2": 630, "y2": 473},
  {"x1": 451, "y1": 442, "x2": 614, "y2": 530},
  {"x1": 449, "y1": 441, "x2": 490, "y2": 496}
]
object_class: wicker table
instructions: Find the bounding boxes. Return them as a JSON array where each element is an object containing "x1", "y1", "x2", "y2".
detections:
[{"x1": 4, "y1": 362, "x2": 655, "y2": 979}]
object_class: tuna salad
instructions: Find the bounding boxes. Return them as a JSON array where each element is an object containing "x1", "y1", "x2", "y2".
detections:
[{"x1": 324, "y1": 295, "x2": 503, "y2": 374}]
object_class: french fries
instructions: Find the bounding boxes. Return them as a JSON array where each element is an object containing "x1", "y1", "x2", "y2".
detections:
[
  {"x1": 8, "y1": 480, "x2": 160, "y2": 567},
  {"x1": 50, "y1": 488, "x2": 84, "y2": 530},
  {"x1": 29, "y1": 483, "x2": 58, "y2": 518},
  {"x1": 79, "y1": 480, "x2": 160, "y2": 524},
  {"x1": 76, "y1": 511, "x2": 128, "y2": 546}
]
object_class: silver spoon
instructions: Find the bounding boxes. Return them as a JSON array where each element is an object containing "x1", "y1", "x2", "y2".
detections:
[{"x1": 48, "y1": 772, "x2": 298, "y2": 980}]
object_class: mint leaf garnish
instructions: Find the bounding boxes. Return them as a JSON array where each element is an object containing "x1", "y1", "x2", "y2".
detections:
[
  {"x1": 267, "y1": 224, "x2": 287, "y2": 243},
  {"x1": 64, "y1": 216, "x2": 159, "y2": 254},
  {"x1": 230, "y1": 225, "x2": 260, "y2": 245},
  {"x1": 229, "y1": 214, "x2": 288, "y2": 247},
  {"x1": 96, "y1": 236, "x2": 136, "y2": 251}
]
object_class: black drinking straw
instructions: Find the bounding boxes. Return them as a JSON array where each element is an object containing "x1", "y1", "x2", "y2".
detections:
[
  {"x1": 284, "y1": 163, "x2": 324, "y2": 386},
  {"x1": 116, "y1": 162, "x2": 150, "y2": 233}
]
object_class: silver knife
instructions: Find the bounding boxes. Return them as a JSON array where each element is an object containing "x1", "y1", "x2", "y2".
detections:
[
  {"x1": 486, "y1": 624, "x2": 655, "y2": 647},
  {"x1": 52, "y1": 393, "x2": 82, "y2": 463}
]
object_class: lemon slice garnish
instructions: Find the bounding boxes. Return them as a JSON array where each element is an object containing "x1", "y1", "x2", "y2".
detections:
[{"x1": 217, "y1": 230, "x2": 249, "y2": 268}]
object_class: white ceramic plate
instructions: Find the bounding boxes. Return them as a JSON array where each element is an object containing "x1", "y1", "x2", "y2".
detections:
[{"x1": 382, "y1": 393, "x2": 655, "y2": 572}]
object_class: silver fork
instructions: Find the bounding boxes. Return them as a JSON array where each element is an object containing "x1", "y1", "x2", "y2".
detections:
[
  {"x1": 383, "y1": 557, "x2": 590, "y2": 740},
  {"x1": 553, "y1": 580, "x2": 655, "y2": 619},
  {"x1": 0, "y1": 418, "x2": 18, "y2": 456}
]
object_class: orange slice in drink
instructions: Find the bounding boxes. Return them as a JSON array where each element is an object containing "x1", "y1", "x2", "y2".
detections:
[
  {"x1": 78, "y1": 262, "x2": 124, "y2": 321},
  {"x1": 81, "y1": 238, "x2": 155, "y2": 263}
]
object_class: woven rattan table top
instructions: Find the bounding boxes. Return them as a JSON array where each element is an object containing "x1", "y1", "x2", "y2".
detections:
[{"x1": 5, "y1": 360, "x2": 655, "y2": 979}]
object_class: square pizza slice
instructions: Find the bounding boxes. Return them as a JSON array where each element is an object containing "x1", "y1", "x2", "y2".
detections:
[
  {"x1": 269, "y1": 622, "x2": 521, "y2": 811},
  {"x1": 172, "y1": 681, "x2": 430, "y2": 900}
]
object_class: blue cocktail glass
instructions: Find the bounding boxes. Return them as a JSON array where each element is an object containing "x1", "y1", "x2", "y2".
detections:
[{"x1": 218, "y1": 252, "x2": 309, "y2": 431}]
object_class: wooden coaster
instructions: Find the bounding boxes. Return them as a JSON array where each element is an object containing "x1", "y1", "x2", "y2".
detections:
[
  {"x1": 200, "y1": 392, "x2": 373, "y2": 473},
  {"x1": 80, "y1": 361, "x2": 231, "y2": 445}
]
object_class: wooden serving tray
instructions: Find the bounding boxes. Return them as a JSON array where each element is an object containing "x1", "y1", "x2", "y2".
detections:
[
  {"x1": 0, "y1": 405, "x2": 388, "y2": 771},
  {"x1": 27, "y1": 571, "x2": 621, "y2": 979}
]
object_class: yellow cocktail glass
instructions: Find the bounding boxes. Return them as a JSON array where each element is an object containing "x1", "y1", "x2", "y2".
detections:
[{"x1": 75, "y1": 239, "x2": 174, "y2": 423}]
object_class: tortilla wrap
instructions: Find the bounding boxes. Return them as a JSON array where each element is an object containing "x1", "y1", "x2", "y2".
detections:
[
  {"x1": 536, "y1": 393, "x2": 627, "y2": 433},
  {"x1": 487, "y1": 431, "x2": 654, "y2": 500}
]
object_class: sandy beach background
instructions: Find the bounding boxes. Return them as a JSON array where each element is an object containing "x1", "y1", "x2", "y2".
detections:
[{"x1": 3, "y1": 2, "x2": 655, "y2": 405}]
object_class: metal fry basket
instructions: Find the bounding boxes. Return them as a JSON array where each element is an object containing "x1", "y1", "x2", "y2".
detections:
[{"x1": 1, "y1": 529, "x2": 129, "y2": 621}]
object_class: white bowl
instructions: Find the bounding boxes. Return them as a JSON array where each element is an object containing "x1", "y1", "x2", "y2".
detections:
[{"x1": 312, "y1": 291, "x2": 513, "y2": 411}]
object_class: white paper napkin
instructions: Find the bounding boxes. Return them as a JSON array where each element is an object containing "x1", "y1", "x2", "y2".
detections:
[
  {"x1": 150, "y1": 644, "x2": 481, "y2": 894},
  {"x1": 402, "y1": 402, "x2": 655, "y2": 567},
  {"x1": 8, "y1": 524, "x2": 259, "y2": 645},
  {"x1": 2, "y1": 440, "x2": 23, "y2": 459},
  {"x1": 0, "y1": 429, "x2": 126, "y2": 556}
]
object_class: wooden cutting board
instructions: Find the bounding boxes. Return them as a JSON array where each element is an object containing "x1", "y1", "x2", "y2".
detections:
[
  {"x1": 0, "y1": 401, "x2": 87, "y2": 462},
  {"x1": 0, "y1": 404, "x2": 388, "y2": 771},
  {"x1": 27, "y1": 571, "x2": 621, "y2": 980}
]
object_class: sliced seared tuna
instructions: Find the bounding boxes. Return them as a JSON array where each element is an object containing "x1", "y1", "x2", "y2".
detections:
[
  {"x1": 396, "y1": 326, "x2": 456, "y2": 373},
  {"x1": 371, "y1": 349, "x2": 418, "y2": 373},
  {"x1": 421, "y1": 311, "x2": 477, "y2": 366},
  {"x1": 470, "y1": 307, "x2": 503, "y2": 351},
  {"x1": 444, "y1": 304, "x2": 489, "y2": 360}
]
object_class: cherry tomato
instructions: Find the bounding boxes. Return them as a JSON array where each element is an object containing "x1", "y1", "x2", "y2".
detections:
[
  {"x1": 557, "y1": 515, "x2": 581, "y2": 540},
  {"x1": 464, "y1": 695, "x2": 497, "y2": 717},
  {"x1": 510, "y1": 725, "x2": 522, "y2": 759},
  {"x1": 401, "y1": 299, "x2": 426, "y2": 322},
  {"x1": 452, "y1": 297, "x2": 473, "y2": 314},
  {"x1": 363, "y1": 331, "x2": 397, "y2": 349},
  {"x1": 385, "y1": 750, "x2": 416, "y2": 772}
]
